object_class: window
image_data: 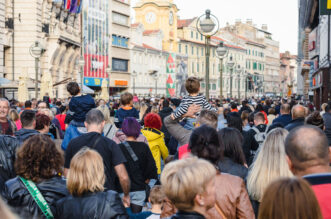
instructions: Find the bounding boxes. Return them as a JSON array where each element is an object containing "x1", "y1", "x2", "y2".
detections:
[
  {"x1": 249, "y1": 50, "x2": 251, "y2": 55},
  {"x1": 201, "y1": 34, "x2": 203, "y2": 41},
  {"x1": 201, "y1": 83, "x2": 205, "y2": 88},
  {"x1": 196, "y1": 32, "x2": 199, "y2": 39},
  {"x1": 201, "y1": 48, "x2": 204, "y2": 56},
  {"x1": 191, "y1": 46, "x2": 194, "y2": 55},
  {"x1": 179, "y1": 44, "x2": 182, "y2": 53},
  {"x1": 197, "y1": 47, "x2": 199, "y2": 56},
  {"x1": 112, "y1": 35, "x2": 128, "y2": 48},
  {"x1": 112, "y1": 58, "x2": 128, "y2": 72},
  {"x1": 253, "y1": 62, "x2": 257, "y2": 70},
  {"x1": 192, "y1": 62, "x2": 195, "y2": 73},
  {"x1": 191, "y1": 31, "x2": 193, "y2": 38},
  {"x1": 197, "y1": 63, "x2": 200, "y2": 72},
  {"x1": 112, "y1": 12, "x2": 129, "y2": 26},
  {"x1": 185, "y1": 45, "x2": 188, "y2": 54}
]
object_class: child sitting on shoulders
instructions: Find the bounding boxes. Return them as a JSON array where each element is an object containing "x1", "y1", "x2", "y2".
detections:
[{"x1": 114, "y1": 92, "x2": 140, "y2": 128}]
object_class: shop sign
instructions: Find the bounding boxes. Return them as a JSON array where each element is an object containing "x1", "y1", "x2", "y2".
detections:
[
  {"x1": 312, "y1": 71, "x2": 323, "y2": 89},
  {"x1": 114, "y1": 80, "x2": 128, "y2": 86},
  {"x1": 112, "y1": 35, "x2": 129, "y2": 48},
  {"x1": 309, "y1": 27, "x2": 318, "y2": 59}
]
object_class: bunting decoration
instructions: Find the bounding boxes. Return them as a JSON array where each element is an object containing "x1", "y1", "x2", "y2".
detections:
[{"x1": 166, "y1": 53, "x2": 176, "y2": 97}]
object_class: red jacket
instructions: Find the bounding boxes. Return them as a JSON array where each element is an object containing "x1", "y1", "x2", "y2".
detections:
[{"x1": 178, "y1": 144, "x2": 190, "y2": 160}]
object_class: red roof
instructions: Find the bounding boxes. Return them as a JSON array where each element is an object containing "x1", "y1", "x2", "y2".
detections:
[
  {"x1": 177, "y1": 18, "x2": 196, "y2": 28},
  {"x1": 142, "y1": 43, "x2": 159, "y2": 51},
  {"x1": 143, "y1": 29, "x2": 161, "y2": 35},
  {"x1": 211, "y1": 36, "x2": 226, "y2": 42},
  {"x1": 131, "y1": 23, "x2": 141, "y2": 28}
]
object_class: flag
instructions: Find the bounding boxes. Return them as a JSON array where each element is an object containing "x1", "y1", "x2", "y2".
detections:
[
  {"x1": 76, "y1": 0, "x2": 83, "y2": 13},
  {"x1": 63, "y1": 0, "x2": 71, "y2": 10},
  {"x1": 69, "y1": 0, "x2": 78, "y2": 13}
]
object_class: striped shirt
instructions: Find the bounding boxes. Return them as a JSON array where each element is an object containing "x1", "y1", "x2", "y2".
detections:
[{"x1": 173, "y1": 94, "x2": 217, "y2": 119}]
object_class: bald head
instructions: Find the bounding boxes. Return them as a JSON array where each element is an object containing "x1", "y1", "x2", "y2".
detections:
[
  {"x1": 291, "y1": 105, "x2": 306, "y2": 120},
  {"x1": 285, "y1": 125, "x2": 329, "y2": 173},
  {"x1": 280, "y1": 104, "x2": 290, "y2": 115}
]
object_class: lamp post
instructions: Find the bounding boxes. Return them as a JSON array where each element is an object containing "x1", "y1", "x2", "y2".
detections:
[
  {"x1": 227, "y1": 55, "x2": 235, "y2": 98},
  {"x1": 132, "y1": 71, "x2": 137, "y2": 94},
  {"x1": 78, "y1": 56, "x2": 85, "y2": 89},
  {"x1": 216, "y1": 42, "x2": 228, "y2": 99},
  {"x1": 236, "y1": 64, "x2": 242, "y2": 100},
  {"x1": 29, "y1": 41, "x2": 43, "y2": 99},
  {"x1": 196, "y1": 9, "x2": 219, "y2": 101}
]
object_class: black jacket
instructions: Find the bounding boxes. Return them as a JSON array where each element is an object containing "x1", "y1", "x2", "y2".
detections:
[
  {"x1": 3, "y1": 176, "x2": 68, "y2": 219},
  {"x1": 218, "y1": 157, "x2": 248, "y2": 180},
  {"x1": 323, "y1": 112, "x2": 331, "y2": 146},
  {"x1": 171, "y1": 211, "x2": 206, "y2": 219},
  {"x1": 159, "y1": 107, "x2": 173, "y2": 145},
  {"x1": 285, "y1": 118, "x2": 305, "y2": 131},
  {"x1": 0, "y1": 135, "x2": 19, "y2": 193},
  {"x1": 239, "y1": 105, "x2": 252, "y2": 115},
  {"x1": 54, "y1": 191, "x2": 129, "y2": 219},
  {"x1": 14, "y1": 129, "x2": 39, "y2": 144}
]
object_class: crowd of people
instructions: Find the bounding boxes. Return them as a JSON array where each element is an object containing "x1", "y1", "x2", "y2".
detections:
[{"x1": 0, "y1": 77, "x2": 330, "y2": 219}]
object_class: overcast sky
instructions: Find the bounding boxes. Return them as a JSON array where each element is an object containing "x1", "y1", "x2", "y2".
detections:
[{"x1": 130, "y1": 0, "x2": 298, "y2": 54}]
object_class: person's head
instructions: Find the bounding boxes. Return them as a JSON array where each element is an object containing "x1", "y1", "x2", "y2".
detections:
[
  {"x1": 24, "y1": 100, "x2": 32, "y2": 109},
  {"x1": 258, "y1": 177, "x2": 323, "y2": 219},
  {"x1": 122, "y1": 117, "x2": 141, "y2": 139},
  {"x1": 195, "y1": 110, "x2": 218, "y2": 129},
  {"x1": 241, "y1": 110, "x2": 249, "y2": 123},
  {"x1": 189, "y1": 125, "x2": 222, "y2": 165},
  {"x1": 231, "y1": 102, "x2": 237, "y2": 110},
  {"x1": 256, "y1": 104, "x2": 264, "y2": 112},
  {"x1": 306, "y1": 111, "x2": 324, "y2": 130},
  {"x1": 20, "y1": 110, "x2": 36, "y2": 129},
  {"x1": 84, "y1": 109, "x2": 105, "y2": 133},
  {"x1": 321, "y1": 103, "x2": 328, "y2": 112},
  {"x1": 31, "y1": 98, "x2": 37, "y2": 109},
  {"x1": 67, "y1": 82, "x2": 80, "y2": 96},
  {"x1": 55, "y1": 101, "x2": 62, "y2": 107},
  {"x1": 280, "y1": 103, "x2": 291, "y2": 115},
  {"x1": 242, "y1": 100, "x2": 248, "y2": 106},
  {"x1": 268, "y1": 108, "x2": 276, "y2": 115},
  {"x1": 162, "y1": 99, "x2": 170, "y2": 108},
  {"x1": 149, "y1": 185, "x2": 166, "y2": 206},
  {"x1": 37, "y1": 101, "x2": 49, "y2": 111},
  {"x1": 248, "y1": 112, "x2": 255, "y2": 126},
  {"x1": 151, "y1": 105, "x2": 159, "y2": 114},
  {"x1": 120, "y1": 92, "x2": 133, "y2": 106},
  {"x1": 291, "y1": 104, "x2": 306, "y2": 120},
  {"x1": 39, "y1": 108, "x2": 54, "y2": 121},
  {"x1": 254, "y1": 112, "x2": 265, "y2": 126},
  {"x1": 185, "y1": 77, "x2": 200, "y2": 94},
  {"x1": 247, "y1": 128, "x2": 292, "y2": 201},
  {"x1": 223, "y1": 108, "x2": 230, "y2": 118},
  {"x1": 35, "y1": 113, "x2": 51, "y2": 134},
  {"x1": 15, "y1": 134, "x2": 63, "y2": 182},
  {"x1": 97, "y1": 99, "x2": 106, "y2": 106},
  {"x1": 144, "y1": 113, "x2": 162, "y2": 130},
  {"x1": 226, "y1": 112, "x2": 243, "y2": 132},
  {"x1": 170, "y1": 98, "x2": 181, "y2": 109},
  {"x1": 160, "y1": 157, "x2": 216, "y2": 212},
  {"x1": 67, "y1": 148, "x2": 105, "y2": 196},
  {"x1": 285, "y1": 125, "x2": 330, "y2": 176},
  {"x1": 0, "y1": 98, "x2": 10, "y2": 120},
  {"x1": 97, "y1": 105, "x2": 111, "y2": 124},
  {"x1": 218, "y1": 128, "x2": 246, "y2": 165},
  {"x1": 9, "y1": 109, "x2": 19, "y2": 122}
]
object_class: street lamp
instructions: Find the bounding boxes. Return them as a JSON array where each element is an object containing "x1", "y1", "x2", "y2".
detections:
[
  {"x1": 29, "y1": 41, "x2": 43, "y2": 99},
  {"x1": 236, "y1": 64, "x2": 242, "y2": 100},
  {"x1": 153, "y1": 73, "x2": 158, "y2": 97},
  {"x1": 78, "y1": 56, "x2": 85, "y2": 89},
  {"x1": 197, "y1": 9, "x2": 219, "y2": 100},
  {"x1": 227, "y1": 55, "x2": 235, "y2": 98},
  {"x1": 216, "y1": 42, "x2": 228, "y2": 99},
  {"x1": 132, "y1": 71, "x2": 137, "y2": 94}
]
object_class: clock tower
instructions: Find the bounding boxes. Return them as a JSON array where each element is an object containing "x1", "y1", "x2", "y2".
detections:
[{"x1": 133, "y1": 0, "x2": 179, "y2": 52}]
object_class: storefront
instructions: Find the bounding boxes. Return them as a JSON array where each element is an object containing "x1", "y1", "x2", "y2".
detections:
[{"x1": 312, "y1": 68, "x2": 330, "y2": 109}]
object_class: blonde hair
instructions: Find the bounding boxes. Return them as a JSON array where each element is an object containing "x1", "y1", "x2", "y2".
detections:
[
  {"x1": 139, "y1": 103, "x2": 148, "y2": 120},
  {"x1": 67, "y1": 148, "x2": 105, "y2": 196},
  {"x1": 97, "y1": 105, "x2": 111, "y2": 123},
  {"x1": 160, "y1": 157, "x2": 216, "y2": 211},
  {"x1": 151, "y1": 106, "x2": 159, "y2": 114},
  {"x1": 9, "y1": 109, "x2": 19, "y2": 122},
  {"x1": 39, "y1": 108, "x2": 54, "y2": 120},
  {"x1": 247, "y1": 128, "x2": 292, "y2": 202},
  {"x1": 149, "y1": 185, "x2": 166, "y2": 205}
]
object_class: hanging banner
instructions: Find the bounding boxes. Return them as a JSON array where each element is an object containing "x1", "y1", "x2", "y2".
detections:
[
  {"x1": 166, "y1": 53, "x2": 176, "y2": 97},
  {"x1": 83, "y1": 0, "x2": 109, "y2": 87},
  {"x1": 176, "y1": 55, "x2": 188, "y2": 97}
]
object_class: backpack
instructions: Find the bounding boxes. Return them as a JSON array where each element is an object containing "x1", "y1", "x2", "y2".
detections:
[{"x1": 251, "y1": 126, "x2": 269, "y2": 156}]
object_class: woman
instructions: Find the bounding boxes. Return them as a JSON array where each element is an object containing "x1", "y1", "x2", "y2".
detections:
[
  {"x1": 39, "y1": 108, "x2": 63, "y2": 139},
  {"x1": 98, "y1": 105, "x2": 118, "y2": 140},
  {"x1": 258, "y1": 178, "x2": 322, "y2": 219},
  {"x1": 3, "y1": 134, "x2": 68, "y2": 218},
  {"x1": 9, "y1": 109, "x2": 20, "y2": 131},
  {"x1": 218, "y1": 128, "x2": 248, "y2": 179},
  {"x1": 267, "y1": 108, "x2": 276, "y2": 124},
  {"x1": 247, "y1": 128, "x2": 292, "y2": 216},
  {"x1": 255, "y1": 104, "x2": 268, "y2": 124},
  {"x1": 139, "y1": 103, "x2": 148, "y2": 121},
  {"x1": 35, "y1": 113, "x2": 52, "y2": 137},
  {"x1": 55, "y1": 106, "x2": 67, "y2": 132},
  {"x1": 241, "y1": 110, "x2": 250, "y2": 131},
  {"x1": 118, "y1": 118, "x2": 157, "y2": 213},
  {"x1": 189, "y1": 125, "x2": 254, "y2": 219},
  {"x1": 55, "y1": 148, "x2": 129, "y2": 219},
  {"x1": 141, "y1": 113, "x2": 169, "y2": 175},
  {"x1": 306, "y1": 111, "x2": 324, "y2": 130},
  {"x1": 161, "y1": 157, "x2": 217, "y2": 219}
]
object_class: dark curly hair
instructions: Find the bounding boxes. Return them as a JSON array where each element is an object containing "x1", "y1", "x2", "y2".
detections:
[
  {"x1": 15, "y1": 134, "x2": 64, "y2": 182},
  {"x1": 188, "y1": 125, "x2": 223, "y2": 165},
  {"x1": 306, "y1": 111, "x2": 324, "y2": 130},
  {"x1": 35, "y1": 113, "x2": 51, "y2": 131}
]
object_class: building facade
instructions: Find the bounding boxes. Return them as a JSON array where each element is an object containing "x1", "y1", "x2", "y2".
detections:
[
  {"x1": 0, "y1": 0, "x2": 4, "y2": 77},
  {"x1": 280, "y1": 52, "x2": 298, "y2": 96}
]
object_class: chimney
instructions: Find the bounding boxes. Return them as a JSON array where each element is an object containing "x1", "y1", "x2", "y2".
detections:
[
  {"x1": 246, "y1": 19, "x2": 252, "y2": 25},
  {"x1": 262, "y1": 24, "x2": 268, "y2": 31}
]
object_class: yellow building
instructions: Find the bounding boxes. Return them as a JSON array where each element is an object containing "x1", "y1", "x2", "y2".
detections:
[{"x1": 133, "y1": 0, "x2": 178, "y2": 52}]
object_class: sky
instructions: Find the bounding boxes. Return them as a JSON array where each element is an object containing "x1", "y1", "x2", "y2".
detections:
[{"x1": 130, "y1": 0, "x2": 298, "y2": 54}]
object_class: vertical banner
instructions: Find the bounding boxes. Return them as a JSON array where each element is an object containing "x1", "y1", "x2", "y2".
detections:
[
  {"x1": 166, "y1": 53, "x2": 176, "y2": 97},
  {"x1": 83, "y1": 0, "x2": 109, "y2": 87},
  {"x1": 176, "y1": 55, "x2": 188, "y2": 97}
]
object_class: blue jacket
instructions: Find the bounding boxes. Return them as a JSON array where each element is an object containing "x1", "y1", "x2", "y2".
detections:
[
  {"x1": 69, "y1": 95, "x2": 96, "y2": 122},
  {"x1": 61, "y1": 121, "x2": 87, "y2": 151},
  {"x1": 272, "y1": 114, "x2": 292, "y2": 127},
  {"x1": 285, "y1": 118, "x2": 305, "y2": 132},
  {"x1": 114, "y1": 107, "x2": 139, "y2": 128}
]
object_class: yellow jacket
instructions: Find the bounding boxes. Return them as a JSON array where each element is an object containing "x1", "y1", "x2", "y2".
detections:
[{"x1": 141, "y1": 127, "x2": 169, "y2": 174}]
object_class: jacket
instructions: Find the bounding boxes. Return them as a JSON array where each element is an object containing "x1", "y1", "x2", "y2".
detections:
[
  {"x1": 159, "y1": 107, "x2": 173, "y2": 145},
  {"x1": 206, "y1": 172, "x2": 254, "y2": 219},
  {"x1": 323, "y1": 112, "x2": 331, "y2": 146},
  {"x1": 141, "y1": 128, "x2": 169, "y2": 174},
  {"x1": 69, "y1": 94, "x2": 96, "y2": 122},
  {"x1": 54, "y1": 191, "x2": 129, "y2": 219},
  {"x1": 0, "y1": 135, "x2": 19, "y2": 193},
  {"x1": 3, "y1": 176, "x2": 69, "y2": 219},
  {"x1": 218, "y1": 157, "x2": 248, "y2": 180},
  {"x1": 272, "y1": 114, "x2": 292, "y2": 127},
  {"x1": 61, "y1": 121, "x2": 87, "y2": 150},
  {"x1": 164, "y1": 115, "x2": 192, "y2": 147},
  {"x1": 112, "y1": 130, "x2": 148, "y2": 145},
  {"x1": 0, "y1": 119, "x2": 16, "y2": 135},
  {"x1": 114, "y1": 107, "x2": 140, "y2": 128},
  {"x1": 285, "y1": 118, "x2": 305, "y2": 131},
  {"x1": 171, "y1": 211, "x2": 206, "y2": 219},
  {"x1": 14, "y1": 128, "x2": 39, "y2": 144},
  {"x1": 242, "y1": 125, "x2": 267, "y2": 165}
]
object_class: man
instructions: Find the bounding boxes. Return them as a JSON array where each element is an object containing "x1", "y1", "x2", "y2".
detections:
[
  {"x1": 239, "y1": 100, "x2": 252, "y2": 115},
  {"x1": 24, "y1": 100, "x2": 32, "y2": 110},
  {"x1": 31, "y1": 98, "x2": 37, "y2": 110},
  {"x1": 272, "y1": 103, "x2": 292, "y2": 127},
  {"x1": 0, "y1": 98, "x2": 16, "y2": 135},
  {"x1": 285, "y1": 104, "x2": 305, "y2": 131},
  {"x1": 242, "y1": 112, "x2": 268, "y2": 165},
  {"x1": 37, "y1": 101, "x2": 49, "y2": 112},
  {"x1": 158, "y1": 100, "x2": 173, "y2": 147},
  {"x1": 14, "y1": 110, "x2": 39, "y2": 144},
  {"x1": 64, "y1": 109, "x2": 130, "y2": 206},
  {"x1": 285, "y1": 125, "x2": 331, "y2": 218},
  {"x1": 323, "y1": 101, "x2": 331, "y2": 146},
  {"x1": 230, "y1": 102, "x2": 238, "y2": 112}
]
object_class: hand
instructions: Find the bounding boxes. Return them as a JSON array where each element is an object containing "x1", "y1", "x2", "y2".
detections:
[
  {"x1": 122, "y1": 195, "x2": 130, "y2": 207},
  {"x1": 184, "y1": 104, "x2": 200, "y2": 118}
]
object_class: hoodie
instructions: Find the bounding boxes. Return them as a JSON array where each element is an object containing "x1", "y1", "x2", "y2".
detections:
[
  {"x1": 69, "y1": 94, "x2": 96, "y2": 122},
  {"x1": 141, "y1": 128, "x2": 169, "y2": 174},
  {"x1": 14, "y1": 129, "x2": 39, "y2": 144}
]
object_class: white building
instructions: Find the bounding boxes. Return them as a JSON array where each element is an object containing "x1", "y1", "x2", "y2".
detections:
[
  {"x1": 0, "y1": 0, "x2": 4, "y2": 77},
  {"x1": 130, "y1": 23, "x2": 167, "y2": 96}
]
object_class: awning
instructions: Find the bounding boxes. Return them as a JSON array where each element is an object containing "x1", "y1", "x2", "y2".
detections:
[{"x1": 82, "y1": 85, "x2": 94, "y2": 94}]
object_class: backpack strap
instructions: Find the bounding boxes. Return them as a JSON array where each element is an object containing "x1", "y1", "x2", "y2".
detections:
[
  {"x1": 20, "y1": 177, "x2": 54, "y2": 219},
  {"x1": 252, "y1": 127, "x2": 260, "y2": 134},
  {"x1": 122, "y1": 141, "x2": 139, "y2": 162},
  {"x1": 104, "y1": 125, "x2": 113, "y2": 137},
  {"x1": 91, "y1": 135, "x2": 102, "y2": 149},
  {"x1": 265, "y1": 125, "x2": 270, "y2": 133}
]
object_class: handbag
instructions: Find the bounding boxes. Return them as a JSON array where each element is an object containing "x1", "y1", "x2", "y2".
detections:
[{"x1": 20, "y1": 177, "x2": 54, "y2": 219}]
